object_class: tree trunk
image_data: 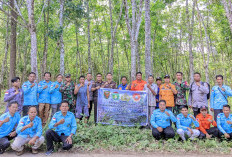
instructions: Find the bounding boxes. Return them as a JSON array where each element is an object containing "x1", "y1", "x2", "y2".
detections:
[
  {"x1": 26, "y1": 0, "x2": 38, "y2": 77},
  {"x1": 87, "y1": 0, "x2": 92, "y2": 73},
  {"x1": 9, "y1": 0, "x2": 18, "y2": 87},
  {"x1": 75, "y1": 20, "x2": 82, "y2": 75},
  {"x1": 59, "y1": 0, "x2": 65, "y2": 75},
  {"x1": 145, "y1": 0, "x2": 152, "y2": 79},
  {"x1": 221, "y1": 0, "x2": 232, "y2": 33}
]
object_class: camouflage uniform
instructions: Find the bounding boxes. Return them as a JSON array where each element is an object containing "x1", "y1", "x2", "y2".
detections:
[{"x1": 60, "y1": 81, "x2": 76, "y2": 113}]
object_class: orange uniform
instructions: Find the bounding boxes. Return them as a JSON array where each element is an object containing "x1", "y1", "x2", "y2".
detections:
[
  {"x1": 130, "y1": 80, "x2": 147, "y2": 91},
  {"x1": 196, "y1": 113, "x2": 217, "y2": 134},
  {"x1": 159, "y1": 83, "x2": 177, "y2": 107}
]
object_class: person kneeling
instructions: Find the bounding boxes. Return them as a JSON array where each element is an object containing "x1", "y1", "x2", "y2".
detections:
[
  {"x1": 196, "y1": 106, "x2": 219, "y2": 139},
  {"x1": 45, "y1": 101, "x2": 77, "y2": 155},
  {"x1": 150, "y1": 100, "x2": 177, "y2": 140},
  {"x1": 177, "y1": 106, "x2": 200, "y2": 141},
  {"x1": 11, "y1": 106, "x2": 44, "y2": 156},
  {"x1": 217, "y1": 105, "x2": 232, "y2": 140}
]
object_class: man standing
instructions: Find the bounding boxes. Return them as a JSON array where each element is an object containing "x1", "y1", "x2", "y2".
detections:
[
  {"x1": 196, "y1": 106, "x2": 219, "y2": 139},
  {"x1": 60, "y1": 74, "x2": 76, "y2": 113},
  {"x1": 155, "y1": 77, "x2": 162, "y2": 108},
  {"x1": 11, "y1": 106, "x2": 44, "y2": 155},
  {"x1": 144, "y1": 75, "x2": 158, "y2": 126},
  {"x1": 4, "y1": 77, "x2": 23, "y2": 114},
  {"x1": 49, "y1": 74, "x2": 63, "y2": 118},
  {"x1": 91, "y1": 73, "x2": 105, "y2": 123},
  {"x1": 38, "y1": 72, "x2": 52, "y2": 127},
  {"x1": 150, "y1": 100, "x2": 176, "y2": 140},
  {"x1": 101, "y1": 72, "x2": 117, "y2": 89},
  {"x1": 159, "y1": 75, "x2": 177, "y2": 111},
  {"x1": 210, "y1": 75, "x2": 232, "y2": 121},
  {"x1": 22, "y1": 72, "x2": 38, "y2": 116},
  {"x1": 118, "y1": 76, "x2": 129, "y2": 90},
  {"x1": 176, "y1": 106, "x2": 200, "y2": 141},
  {"x1": 85, "y1": 73, "x2": 94, "y2": 118},
  {"x1": 217, "y1": 105, "x2": 232, "y2": 140},
  {"x1": 188, "y1": 72, "x2": 209, "y2": 117},
  {"x1": 0, "y1": 102, "x2": 20, "y2": 154},
  {"x1": 45, "y1": 101, "x2": 77, "y2": 155},
  {"x1": 130, "y1": 72, "x2": 147, "y2": 91},
  {"x1": 172, "y1": 72, "x2": 190, "y2": 115}
]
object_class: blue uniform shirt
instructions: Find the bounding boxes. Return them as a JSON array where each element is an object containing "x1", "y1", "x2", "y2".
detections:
[
  {"x1": 177, "y1": 113, "x2": 199, "y2": 131},
  {"x1": 0, "y1": 112, "x2": 20, "y2": 138},
  {"x1": 210, "y1": 85, "x2": 232, "y2": 110},
  {"x1": 49, "y1": 111, "x2": 77, "y2": 136},
  {"x1": 16, "y1": 116, "x2": 42, "y2": 138},
  {"x1": 38, "y1": 80, "x2": 52, "y2": 104},
  {"x1": 118, "y1": 84, "x2": 129, "y2": 90},
  {"x1": 22, "y1": 81, "x2": 38, "y2": 106},
  {"x1": 150, "y1": 109, "x2": 177, "y2": 129},
  {"x1": 49, "y1": 81, "x2": 62, "y2": 105},
  {"x1": 217, "y1": 113, "x2": 232, "y2": 134}
]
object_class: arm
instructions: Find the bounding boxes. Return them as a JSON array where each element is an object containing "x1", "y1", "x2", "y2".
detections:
[
  {"x1": 37, "y1": 82, "x2": 44, "y2": 93},
  {"x1": 171, "y1": 85, "x2": 177, "y2": 94},
  {"x1": 225, "y1": 86, "x2": 232, "y2": 97},
  {"x1": 48, "y1": 114, "x2": 57, "y2": 129},
  {"x1": 217, "y1": 117, "x2": 226, "y2": 134},
  {"x1": 74, "y1": 85, "x2": 81, "y2": 95},
  {"x1": 150, "y1": 112, "x2": 158, "y2": 128},
  {"x1": 191, "y1": 116, "x2": 199, "y2": 127},
  {"x1": 91, "y1": 83, "x2": 97, "y2": 92},
  {"x1": 196, "y1": 116, "x2": 207, "y2": 134},
  {"x1": 35, "y1": 118, "x2": 42, "y2": 137},
  {"x1": 176, "y1": 116, "x2": 188, "y2": 130},
  {"x1": 169, "y1": 111, "x2": 177, "y2": 123},
  {"x1": 212, "y1": 120, "x2": 217, "y2": 127},
  {"x1": 49, "y1": 83, "x2": 56, "y2": 94},
  {"x1": 16, "y1": 119, "x2": 26, "y2": 134},
  {"x1": 70, "y1": 114, "x2": 77, "y2": 135},
  {"x1": 87, "y1": 87, "x2": 90, "y2": 104},
  {"x1": 183, "y1": 81, "x2": 190, "y2": 90},
  {"x1": 198, "y1": 83, "x2": 209, "y2": 94},
  {"x1": 148, "y1": 85, "x2": 157, "y2": 96},
  {"x1": 4, "y1": 90, "x2": 16, "y2": 102},
  {"x1": 59, "y1": 83, "x2": 66, "y2": 93},
  {"x1": 210, "y1": 88, "x2": 215, "y2": 109},
  {"x1": 22, "y1": 84, "x2": 32, "y2": 94},
  {"x1": 188, "y1": 89, "x2": 192, "y2": 106}
]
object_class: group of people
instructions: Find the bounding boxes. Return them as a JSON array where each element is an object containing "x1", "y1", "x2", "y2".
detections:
[{"x1": 1, "y1": 71, "x2": 232, "y2": 155}]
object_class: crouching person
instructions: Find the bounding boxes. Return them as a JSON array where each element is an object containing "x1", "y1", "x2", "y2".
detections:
[
  {"x1": 150, "y1": 100, "x2": 176, "y2": 140},
  {"x1": 177, "y1": 106, "x2": 200, "y2": 141},
  {"x1": 0, "y1": 102, "x2": 20, "y2": 154},
  {"x1": 217, "y1": 105, "x2": 232, "y2": 140},
  {"x1": 196, "y1": 106, "x2": 219, "y2": 139},
  {"x1": 45, "y1": 101, "x2": 77, "y2": 155},
  {"x1": 11, "y1": 106, "x2": 44, "y2": 156}
]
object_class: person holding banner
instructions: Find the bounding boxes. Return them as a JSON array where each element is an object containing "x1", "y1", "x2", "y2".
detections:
[
  {"x1": 91, "y1": 73, "x2": 105, "y2": 123},
  {"x1": 118, "y1": 76, "x2": 129, "y2": 90},
  {"x1": 144, "y1": 75, "x2": 158, "y2": 127},
  {"x1": 159, "y1": 75, "x2": 177, "y2": 112},
  {"x1": 150, "y1": 100, "x2": 176, "y2": 140},
  {"x1": 210, "y1": 75, "x2": 232, "y2": 121},
  {"x1": 101, "y1": 72, "x2": 117, "y2": 89},
  {"x1": 130, "y1": 72, "x2": 147, "y2": 91}
]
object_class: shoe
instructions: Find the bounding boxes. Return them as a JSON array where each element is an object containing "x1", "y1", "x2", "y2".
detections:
[
  {"x1": 32, "y1": 148, "x2": 38, "y2": 154},
  {"x1": 0, "y1": 149, "x2": 4, "y2": 154},
  {"x1": 16, "y1": 150, "x2": 24, "y2": 156},
  {"x1": 45, "y1": 149, "x2": 54, "y2": 156}
]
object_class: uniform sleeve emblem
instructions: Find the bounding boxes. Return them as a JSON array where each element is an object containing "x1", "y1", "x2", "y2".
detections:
[{"x1": 5, "y1": 91, "x2": 9, "y2": 94}]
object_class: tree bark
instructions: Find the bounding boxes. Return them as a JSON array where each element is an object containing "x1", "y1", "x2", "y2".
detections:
[
  {"x1": 221, "y1": 0, "x2": 232, "y2": 33},
  {"x1": 59, "y1": 0, "x2": 65, "y2": 75},
  {"x1": 87, "y1": 0, "x2": 92, "y2": 73}
]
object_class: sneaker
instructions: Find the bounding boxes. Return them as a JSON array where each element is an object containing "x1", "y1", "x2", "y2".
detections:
[
  {"x1": 0, "y1": 149, "x2": 4, "y2": 154},
  {"x1": 16, "y1": 150, "x2": 24, "y2": 156},
  {"x1": 32, "y1": 148, "x2": 38, "y2": 154},
  {"x1": 45, "y1": 149, "x2": 54, "y2": 156}
]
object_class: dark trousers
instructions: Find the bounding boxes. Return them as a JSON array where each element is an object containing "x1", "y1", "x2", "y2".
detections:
[
  {"x1": 46, "y1": 129, "x2": 72, "y2": 151},
  {"x1": 23, "y1": 105, "x2": 39, "y2": 116},
  {"x1": 88, "y1": 101, "x2": 93, "y2": 119},
  {"x1": 0, "y1": 135, "x2": 15, "y2": 151},
  {"x1": 193, "y1": 107, "x2": 201, "y2": 117},
  {"x1": 152, "y1": 126, "x2": 175, "y2": 140},
  {"x1": 94, "y1": 98, "x2": 98, "y2": 123},
  {"x1": 199, "y1": 127, "x2": 219, "y2": 139},
  {"x1": 219, "y1": 131, "x2": 232, "y2": 140},
  {"x1": 214, "y1": 109, "x2": 223, "y2": 121}
]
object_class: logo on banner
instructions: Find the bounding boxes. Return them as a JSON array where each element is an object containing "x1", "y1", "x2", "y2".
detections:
[
  {"x1": 112, "y1": 92, "x2": 119, "y2": 100},
  {"x1": 104, "y1": 91, "x2": 110, "y2": 99},
  {"x1": 132, "y1": 93, "x2": 141, "y2": 102},
  {"x1": 121, "y1": 94, "x2": 130, "y2": 101}
]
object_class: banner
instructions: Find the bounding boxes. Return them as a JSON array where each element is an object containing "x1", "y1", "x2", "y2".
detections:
[{"x1": 97, "y1": 88, "x2": 148, "y2": 126}]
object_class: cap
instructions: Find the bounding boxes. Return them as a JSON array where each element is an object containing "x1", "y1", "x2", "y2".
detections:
[
  {"x1": 164, "y1": 74, "x2": 170, "y2": 78},
  {"x1": 64, "y1": 73, "x2": 71, "y2": 78},
  {"x1": 156, "y1": 77, "x2": 162, "y2": 81},
  {"x1": 200, "y1": 106, "x2": 207, "y2": 110}
]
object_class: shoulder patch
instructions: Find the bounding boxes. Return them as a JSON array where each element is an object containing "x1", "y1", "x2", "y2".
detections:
[
  {"x1": 24, "y1": 85, "x2": 27, "y2": 87},
  {"x1": 20, "y1": 121, "x2": 24, "y2": 124},
  {"x1": 52, "y1": 118, "x2": 56, "y2": 121},
  {"x1": 5, "y1": 91, "x2": 9, "y2": 94}
]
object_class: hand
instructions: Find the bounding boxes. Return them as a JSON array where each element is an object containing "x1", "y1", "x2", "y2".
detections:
[
  {"x1": 3, "y1": 117, "x2": 10, "y2": 123},
  {"x1": 9, "y1": 131, "x2": 16, "y2": 137},
  {"x1": 28, "y1": 137, "x2": 37, "y2": 145},
  {"x1": 65, "y1": 82, "x2": 70, "y2": 86},
  {"x1": 221, "y1": 88, "x2": 226, "y2": 92},
  {"x1": 30, "y1": 83, "x2": 35, "y2": 88},
  {"x1": 207, "y1": 119, "x2": 213, "y2": 123},
  {"x1": 156, "y1": 99, "x2": 159, "y2": 102},
  {"x1": 185, "y1": 81, "x2": 189, "y2": 86},
  {"x1": 166, "y1": 84, "x2": 171, "y2": 89},
  {"x1": 79, "y1": 84, "x2": 84, "y2": 88},
  {"x1": 105, "y1": 82, "x2": 109, "y2": 86},
  {"x1": 96, "y1": 86, "x2": 101, "y2": 90},
  {"x1": 15, "y1": 89, "x2": 19, "y2": 95},
  {"x1": 55, "y1": 84, "x2": 59, "y2": 89},
  {"x1": 189, "y1": 115, "x2": 195, "y2": 120},
  {"x1": 27, "y1": 122, "x2": 34, "y2": 128},
  {"x1": 58, "y1": 119, "x2": 65, "y2": 125},
  {"x1": 224, "y1": 133, "x2": 230, "y2": 139},
  {"x1": 157, "y1": 127, "x2": 163, "y2": 132},
  {"x1": 88, "y1": 83, "x2": 91, "y2": 86},
  {"x1": 210, "y1": 108, "x2": 214, "y2": 112},
  {"x1": 43, "y1": 85, "x2": 48, "y2": 89},
  {"x1": 65, "y1": 136, "x2": 72, "y2": 144},
  {"x1": 196, "y1": 82, "x2": 201, "y2": 87},
  {"x1": 187, "y1": 127, "x2": 193, "y2": 134},
  {"x1": 165, "y1": 111, "x2": 170, "y2": 117},
  {"x1": 206, "y1": 133, "x2": 212, "y2": 139},
  {"x1": 227, "y1": 121, "x2": 232, "y2": 124},
  {"x1": 147, "y1": 84, "x2": 151, "y2": 89},
  {"x1": 88, "y1": 103, "x2": 90, "y2": 108},
  {"x1": 189, "y1": 105, "x2": 192, "y2": 109}
]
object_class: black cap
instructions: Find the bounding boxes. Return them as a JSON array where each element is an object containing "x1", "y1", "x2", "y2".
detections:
[
  {"x1": 164, "y1": 74, "x2": 170, "y2": 78},
  {"x1": 64, "y1": 73, "x2": 71, "y2": 78},
  {"x1": 200, "y1": 106, "x2": 207, "y2": 110},
  {"x1": 156, "y1": 77, "x2": 162, "y2": 81}
]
